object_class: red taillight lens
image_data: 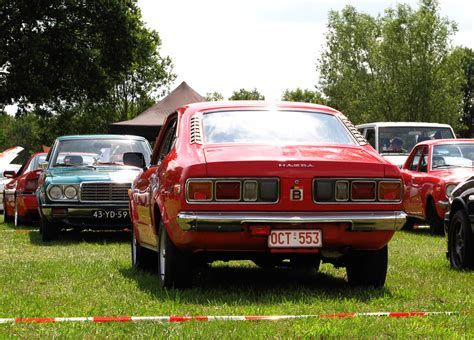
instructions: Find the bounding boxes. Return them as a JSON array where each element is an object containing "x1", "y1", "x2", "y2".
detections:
[
  {"x1": 25, "y1": 179, "x2": 39, "y2": 192},
  {"x1": 215, "y1": 181, "x2": 241, "y2": 200},
  {"x1": 351, "y1": 181, "x2": 376, "y2": 200},
  {"x1": 187, "y1": 181, "x2": 213, "y2": 201},
  {"x1": 379, "y1": 182, "x2": 401, "y2": 201}
]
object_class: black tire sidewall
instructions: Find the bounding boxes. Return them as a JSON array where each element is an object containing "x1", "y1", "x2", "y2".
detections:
[{"x1": 448, "y1": 210, "x2": 474, "y2": 269}]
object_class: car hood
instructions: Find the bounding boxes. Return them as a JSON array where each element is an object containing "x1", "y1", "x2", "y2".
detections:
[
  {"x1": 45, "y1": 166, "x2": 141, "y2": 184},
  {"x1": 203, "y1": 144, "x2": 390, "y2": 178},
  {"x1": 430, "y1": 167, "x2": 474, "y2": 184}
]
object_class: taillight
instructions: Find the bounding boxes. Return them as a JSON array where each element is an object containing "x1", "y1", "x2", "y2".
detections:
[
  {"x1": 215, "y1": 181, "x2": 241, "y2": 200},
  {"x1": 24, "y1": 179, "x2": 39, "y2": 192},
  {"x1": 187, "y1": 181, "x2": 213, "y2": 201},
  {"x1": 379, "y1": 181, "x2": 401, "y2": 201},
  {"x1": 351, "y1": 181, "x2": 376, "y2": 200}
]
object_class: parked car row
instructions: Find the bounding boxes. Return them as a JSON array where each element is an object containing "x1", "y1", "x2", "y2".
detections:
[{"x1": 1, "y1": 101, "x2": 473, "y2": 290}]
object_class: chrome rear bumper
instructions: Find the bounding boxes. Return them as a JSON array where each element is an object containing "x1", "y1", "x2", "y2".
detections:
[{"x1": 176, "y1": 211, "x2": 407, "y2": 232}]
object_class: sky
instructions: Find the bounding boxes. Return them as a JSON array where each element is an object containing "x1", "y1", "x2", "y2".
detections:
[{"x1": 137, "y1": 0, "x2": 474, "y2": 101}]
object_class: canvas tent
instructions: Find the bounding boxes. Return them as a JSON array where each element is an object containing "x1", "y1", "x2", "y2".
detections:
[{"x1": 109, "y1": 81, "x2": 203, "y2": 140}]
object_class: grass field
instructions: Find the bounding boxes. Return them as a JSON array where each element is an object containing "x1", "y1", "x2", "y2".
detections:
[{"x1": 0, "y1": 216, "x2": 472, "y2": 337}]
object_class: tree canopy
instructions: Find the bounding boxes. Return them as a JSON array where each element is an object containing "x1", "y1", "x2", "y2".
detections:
[
  {"x1": 229, "y1": 88, "x2": 265, "y2": 100},
  {"x1": 318, "y1": 0, "x2": 464, "y2": 127},
  {"x1": 282, "y1": 88, "x2": 326, "y2": 104}
]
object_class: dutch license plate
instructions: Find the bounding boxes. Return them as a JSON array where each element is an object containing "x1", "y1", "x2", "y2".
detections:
[
  {"x1": 92, "y1": 210, "x2": 129, "y2": 219},
  {"x1": 268, "y1": 230, "x2": 322, "y2": 248}
]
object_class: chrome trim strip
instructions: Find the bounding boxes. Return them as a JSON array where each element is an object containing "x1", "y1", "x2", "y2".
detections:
[{"x1": 176, "y1": 211, "x2": 407, "y2": 232}]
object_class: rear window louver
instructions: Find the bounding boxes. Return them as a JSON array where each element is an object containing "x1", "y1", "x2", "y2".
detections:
[
  {"x1": 340, "y1": 115, "x2": 368, "y2": 146},
  {"x1": 190, "y1": 115, "x2": 203, "y2": 144}
]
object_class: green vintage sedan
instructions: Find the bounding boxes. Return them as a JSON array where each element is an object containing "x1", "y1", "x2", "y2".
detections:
[{"x1": 37, "y1": 135, "x2": 152, "y2": 241}]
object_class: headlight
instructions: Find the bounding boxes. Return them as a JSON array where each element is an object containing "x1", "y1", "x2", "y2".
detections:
[
  {"x1": 64, "y1": 185, "x2": 78, "y2": 199},
  {"x1": 446, "y1": 183, "x2": 457, "y2": 197},
  {"x1": 48, "y1": 185, "x2": 63, "y2": 200}
]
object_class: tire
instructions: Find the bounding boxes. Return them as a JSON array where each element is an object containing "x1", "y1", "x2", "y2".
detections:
[
  {"x1": 14, "y1": 197, "x2": 27, "y2": 227},
  {"x1": 448, "y1": 210, "x2": 474, "y2": 270},
  {"x1": 40, "y1": 216, "x2": 59, "y2": 241},
  {"x1": 427, "y1": 200, "x2": 444, "y2": 235},
  {"x1": 3, "y1": 198, "x2": 13, "y2": 223},
  {"x1": 346, "y1": 245, "x2": 388, "y2": 288},
  {"x1": 402, "y1": 218, "x2": 415, "y2": 231},
  {"x1": 157, "y1": 220, "x2": 192, "y2": 289},
  {"x1": 131, "y1": 227, "x2": 157, "y2": 271}
]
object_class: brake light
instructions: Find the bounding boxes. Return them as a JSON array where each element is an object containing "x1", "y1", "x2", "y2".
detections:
[
  {"x1": 25, "y1": 178, "x2": 39, "y2": 192},
  {"x1": 215, "y1": 181, "x2": 241, "y2": 200},
  {"x1": 379, "y1": 181, "x2": 401, "y2": 201},
  {"x1": 351, "y1": 181, "x2": 376, "y2": 200},
  {"x1": 187, "y1": 181, "x2": 213, "y2": 201}
]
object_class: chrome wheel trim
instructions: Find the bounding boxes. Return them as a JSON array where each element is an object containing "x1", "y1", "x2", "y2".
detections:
[{"x1": 159, "y1": 226, "x2": 166, "y2": 281}]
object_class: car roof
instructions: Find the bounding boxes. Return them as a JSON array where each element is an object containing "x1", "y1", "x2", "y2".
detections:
[
  {"x1": 180, "y1": 101, "x2": 341, "y2": 115},
  {"x1": 415, "y1": 139, "x2": 474, "y2": 147},
  {"x1": 356, "y1": 122, "x2": 453, "y2": 128},
  {"x1": 56, "y1": 134, "x2": 147, "y2": 141}
]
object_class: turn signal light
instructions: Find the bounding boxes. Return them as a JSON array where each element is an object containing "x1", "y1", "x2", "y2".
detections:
[
  {"x1": 351, "y1": 181, "x2": 376, "y2": 200},
  {"x1": 187, "y1": 181, "x2": 213, "y2": 201},
  {"x1": 379, "y1": 181, "x2": 401, "y2": 201}
]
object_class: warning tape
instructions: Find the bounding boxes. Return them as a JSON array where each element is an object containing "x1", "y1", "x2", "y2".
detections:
[{"x1": 0, "y1": 311, "x2": 466, "y2": 324}]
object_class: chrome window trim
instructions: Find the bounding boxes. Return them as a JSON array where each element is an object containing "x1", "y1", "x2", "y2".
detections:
[
  {"x1": 351, "y1": 180, "x2": 377, "y2": 202},
  {"x1": 215, "y1": 180, "x2": 242, "y2": 202},
  {"x1": 335, "y1": 180, "x2": 350, "y2": 202},
  {"x1": 313, "y1": 178, "x2": 402, "y2": 204},
  {"x1": 79, "y1": 181, "x2": 131, "y2": 203},
  {"x1": 185, "y1": 177, "x2": 280, "y2": 204},
  {"x1": 378, "y1": 180, "x2": 403, "y2": 202}
]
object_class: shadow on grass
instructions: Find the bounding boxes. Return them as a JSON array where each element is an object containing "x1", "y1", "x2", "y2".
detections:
[
  {"x1": 120, "y1": 264, "x2": 391, "y2": 305},
  {"x1": 401, "y1": 228, "x2": 445, "y2": 238},
  {"x1": 28, "y1": 228, "x2": 130, "y2": 245}
]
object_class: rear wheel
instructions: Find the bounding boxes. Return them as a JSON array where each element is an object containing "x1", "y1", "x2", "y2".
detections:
[
  {"x1": 427, "y1": 200, "x2": 444, "y2": 235},
  {"x1": 40, "y1": 216, "x2": 59, "y2": 241},
  {"x1": 448, "y1": 210, "x2": 474, "y2": 270},
  {"x1": 346, "y1": 246, "x2": 388, "y2": 288},
  {"x1": 157, "y1": 220, "x2": 192, "y2": 289},
  {"x1": 131, "y1": 227, "x2": 157, "y2": 271}
]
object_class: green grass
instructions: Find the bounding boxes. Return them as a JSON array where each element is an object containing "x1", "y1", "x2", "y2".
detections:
[{"x1": 0, "y1": 217, "x2": 472, "y2": 337}]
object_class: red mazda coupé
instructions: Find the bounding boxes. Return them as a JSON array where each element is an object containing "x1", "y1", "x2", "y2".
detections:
[{"x1": 129, "y1": 101, "x2": 406, "y2": 288}]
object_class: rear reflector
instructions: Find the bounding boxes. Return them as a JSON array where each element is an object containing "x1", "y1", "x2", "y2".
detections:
[
  {"x1": 215, "y1": 181, "x2": 241, "y2": 200},
  {"x1": 187, "y1": 181, "x2": 213, "y2": 201},
  {"x1": 249, "y1": 225, "x2": 271, "y2": 236},
  {"x1": 351, "y1": 181, "x2": 376, "y2": 200},
  {"x1": 379, "y1": 181, "x2": 401, "y2": 201}
]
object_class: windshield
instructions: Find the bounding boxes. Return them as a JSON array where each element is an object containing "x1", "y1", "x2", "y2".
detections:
[
  {"x1": 431, "y1": 144, "x2": 474, "y2": 169},
  {"x1": 201, "y1": 110, "x2": 356, "y2": 145},
  {"x1": 379, "y1": 126, "x2": 454, "y2": 155},
  {"x1": 50, "y1": 139, "x2": 151, "y2": 167}
]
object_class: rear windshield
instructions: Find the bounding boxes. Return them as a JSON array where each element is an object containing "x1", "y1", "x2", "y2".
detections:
[
  {"x1": 201, "y1": 110, "x2": 355, "y2": 145},
  {"x1": 379, "y1": 126, "x2": 454, "y2": 154}
]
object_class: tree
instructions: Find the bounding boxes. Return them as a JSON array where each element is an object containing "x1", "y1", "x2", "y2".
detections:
[
  {"x1": 204, "y1": 91, "x2": 224, "y2": 101},
  {"x1": 0, "y1": 0, "x2": 174, "y2": 117},
  {"x1": 451, "y1": 48, "x2": 474, "y2": 136},
  {"x1": 229, "y1": 88, "x2": 265, "y2": 100},
  {"x1": 282, "y1": 88, "x2": 326, "y2": 104},
  {"x1": 318, "y1": 0, "x2": 463, "y2": 126}
]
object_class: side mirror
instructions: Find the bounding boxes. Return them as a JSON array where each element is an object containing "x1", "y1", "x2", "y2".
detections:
[
  {"x1": 123, "y1": 152, "x2": 146, "y2": 169},
  {"x1": 3, "y1": 170, "x2": 16, "y2": 178},
  {"x1": 39, "y1": 162, "x2": 49, "y2": 170}
]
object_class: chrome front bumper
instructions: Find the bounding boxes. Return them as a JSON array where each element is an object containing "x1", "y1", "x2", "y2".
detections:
[{"x1": 176, "y1": 211, "x2": 407, "y2": 232}]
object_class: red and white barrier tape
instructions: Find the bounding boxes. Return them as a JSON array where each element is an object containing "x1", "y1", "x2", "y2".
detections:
[{"x1": 0, "y1": 311, "x2": 466, "y2": 324}]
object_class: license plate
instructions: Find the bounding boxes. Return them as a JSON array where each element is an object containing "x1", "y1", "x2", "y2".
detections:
[
  {"x1": 92, "y1": 210, "x2": 129, "y2": 219},
  {"x1": 268, "y1": 230, "x2": 322, "y2": 248}
]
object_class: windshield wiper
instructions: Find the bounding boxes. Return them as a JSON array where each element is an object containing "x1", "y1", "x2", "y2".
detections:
[
  {"x1": 54, "y1": 163, "x2": 96, "y2": 169},
  {"x1": 94, "y1": 162, "x2": 123, "y2": 166}
]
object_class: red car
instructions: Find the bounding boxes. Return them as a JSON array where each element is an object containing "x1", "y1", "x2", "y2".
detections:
[
  {"x1": 401, "y1": 139, "x2": 474, "y2": 234},
  {"x1": 3, "y1": 152, "x2": 47, "y2": 226},
  {"x1": 129, "y1": 101, "x2": 406, "y2": 288}
]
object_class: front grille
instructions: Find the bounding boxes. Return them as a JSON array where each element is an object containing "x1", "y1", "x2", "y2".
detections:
[{"x1": 80, "y1": 183, "x2": 131, "y2": 202}]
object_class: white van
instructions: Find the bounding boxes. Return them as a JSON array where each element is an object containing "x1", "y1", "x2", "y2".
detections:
[{"x1": 356, "y1": 122, "x2": 456, "y2": 167}]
